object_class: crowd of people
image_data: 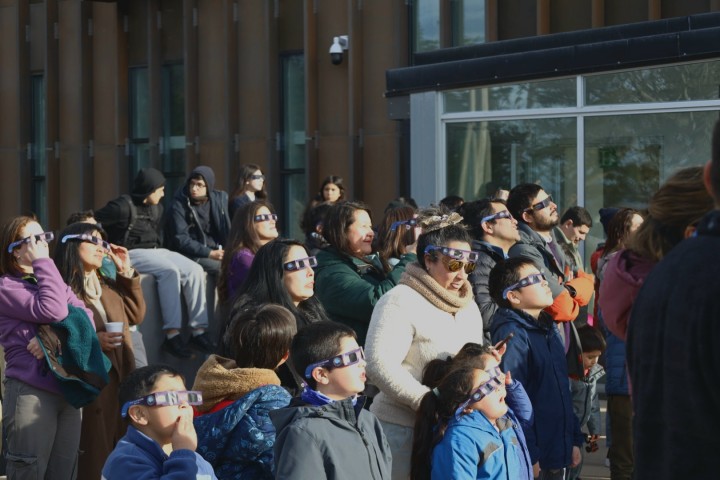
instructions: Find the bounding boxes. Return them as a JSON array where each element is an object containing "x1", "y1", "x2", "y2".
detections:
[{"x1": 1, "y1": 119, "x2": 719, "y2": 479}]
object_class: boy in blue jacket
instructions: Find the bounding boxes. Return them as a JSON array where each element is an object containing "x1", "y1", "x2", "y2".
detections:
[
  {"x1": 102, "y1": 365, "x2": 217, "y2": 480},
  {"x1": 488, "y1": 257, "x2": 584, "y2": 480}
]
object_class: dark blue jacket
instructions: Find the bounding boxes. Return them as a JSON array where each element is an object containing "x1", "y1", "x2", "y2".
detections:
[
  {"x1": 598, "y1": 311, "x2": 629, "y2": 396},
  {"x1": 102, "y1": 425, "x2": 217, "y2": 480},
  {"x1": 627, "y1": 210, "x2": 720, "y2": 480},
  {"x1": 194, "y1": 384, "x2": 291, "y2": 480},
  {"x1": 490, "y1": 308, "x2": 584, "y2": 470}
]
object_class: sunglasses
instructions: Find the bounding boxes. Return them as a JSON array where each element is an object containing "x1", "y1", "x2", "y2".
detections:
[
  {"x1": 283, "y1": 256, "x2": 318, "y2": 272},
  {"x1": 480, "y1": 210, "x2": 513, "y2": 224},
  {"x1": 120, "y1": 390, "x2": 203, "y2": 418},
  {"x1": 455, "y1": 366, "x2": 504, "y2": 417},
  {"x1": 250, "y1": 174, "x2": 265, "y2": 180},
  {"x1": 390, "y1": 218, "x2": 419, "y2": 232},
  {"x1": 304, "y1": 347, "x2": 365, "y2": 379},
  {"x1": 7, "y1": 232, "x2": 55, "y2": 253},
  {"x1": 254, "y1": 213, "x2": 278, "y2": 222},
  {"x1": 61, "y1": 234, "x2": 111, "y2": 251},
  {"x1": 502, "y1": 273, "x2": 546, "y2": 299},
  {"x1": 524, "y1": 195, "x2": 554, "y2": 213},
  {"x1": 424, "y1": 245, "x2": 479, "y2": 274}
]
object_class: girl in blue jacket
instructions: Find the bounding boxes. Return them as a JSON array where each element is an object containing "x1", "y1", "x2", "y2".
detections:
[{"x1": 411, "y1": 350, "x2": 533, "y2": 480}]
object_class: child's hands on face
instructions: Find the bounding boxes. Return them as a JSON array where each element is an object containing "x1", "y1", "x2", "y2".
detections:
[{"x1": 170, "y1": 406, "x2": 197, "y2": 452}]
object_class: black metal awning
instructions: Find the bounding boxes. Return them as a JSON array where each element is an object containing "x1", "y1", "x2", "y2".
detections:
[{"x1": 385, "y1": 12, "x2": 720, "y2": 98}]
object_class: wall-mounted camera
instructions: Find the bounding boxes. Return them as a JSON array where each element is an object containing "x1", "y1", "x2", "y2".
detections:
[{"x1": 329, "y1": 35, "x2": 349, "y2": 65}]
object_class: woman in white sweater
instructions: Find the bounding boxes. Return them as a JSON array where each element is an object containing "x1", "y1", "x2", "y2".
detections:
[{"x1": 365, "y1": 208, "x2": 485, "y2": 480}]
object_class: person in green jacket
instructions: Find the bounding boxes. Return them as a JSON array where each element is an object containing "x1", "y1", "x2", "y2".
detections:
[{"x1": 314, "y1": 201, "x2": 417, "y2": 344}]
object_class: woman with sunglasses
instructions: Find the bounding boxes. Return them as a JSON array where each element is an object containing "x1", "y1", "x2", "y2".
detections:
[
  {"x1": 54, "y1": 221, "x2": 146, "y2": 480},
  {"x1": 313, "y1": 201, "x2": 417, "y2": 346},
  {"x1": 218, "y1": 239, "x2": 329, "y2": 390},
  {"x1": 229, "y1": 164, "x2": 267, "y2": 219},
  {"x1": 217, "y1": 200, "x2": 279, "y2": 304},
  {"x1": 374, "y1": 205, "x2": 419, "y2": 273},
  {"x1": 0, "y1": 215, "x2": 95, "y2": 479},
  {"x1": 364, "y1": 207, "x2": 485, "y2": 480}
]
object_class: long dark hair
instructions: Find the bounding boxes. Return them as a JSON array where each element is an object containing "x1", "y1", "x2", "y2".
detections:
[
  {"x1": 230, "y1": 163, "x2": 267, "y2": 203},
  {"x1": 314, "y1": 175, "x2": 346, "y2": 203},
  {"x1": 601, "y1": 208, "x2": 640, "y2": 258},
  {"x1": 217, "y1": 200, "x2": 276, "y2": 302},
  {"x1": 54, "y1": 222, "x2": 114, "y2": 302},
  {"x1": 219, "y1": 239, "x2": 329, "y2": 351}
]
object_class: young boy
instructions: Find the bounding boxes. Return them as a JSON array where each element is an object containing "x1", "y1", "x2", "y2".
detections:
[
  {"x1": 101, "y1": 365, "x2": 217, "y2": 480},
  {"x1": 270, "y1": 321, "x2": 392, "y2": 479},
  {"x1": 567, "y1": 325, "x2": 607, "y2": 480},
  {"x1": 488, "y1": 257, "x2": 584, "y2": 480},
  {"x1": 193, "y1": 304, "x2": 296, "y2": 479}
]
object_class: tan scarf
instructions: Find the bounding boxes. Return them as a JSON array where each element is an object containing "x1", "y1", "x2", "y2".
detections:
[
  {"x1": 84, "y1": 271, "x2": 108, "y2": 325},
  {"x1": 398, "y1": 263, "x2": 472, "y2": 314},
  {"x1": 192, "y1": 354, "x2": 282, "y2": 413}
]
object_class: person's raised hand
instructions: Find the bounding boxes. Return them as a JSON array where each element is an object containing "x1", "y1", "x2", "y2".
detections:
[{"x1": 171, "y1": 405, "x2": 198, "y2": 452}]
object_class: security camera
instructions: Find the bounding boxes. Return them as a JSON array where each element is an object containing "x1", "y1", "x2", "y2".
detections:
[{"x1": 329, "y1": 36, "x2": 348, "y2": 66}]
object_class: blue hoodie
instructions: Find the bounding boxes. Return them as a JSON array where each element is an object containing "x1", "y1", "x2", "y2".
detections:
[{"x1": 490, "y1": 308, "x2": 584, "y2": 470}]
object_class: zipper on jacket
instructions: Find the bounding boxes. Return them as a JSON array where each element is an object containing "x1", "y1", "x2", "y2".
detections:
[{"x1": 354, "y1": 425, "x2": 379, "y2": 480}]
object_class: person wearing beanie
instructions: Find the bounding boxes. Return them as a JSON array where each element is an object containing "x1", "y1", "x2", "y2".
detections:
[
  {"x1": 96, "y1": 167, "x2": 214, "y2": 358},
  {"x1": 165, "y1": 166, "x2": 231, "y2": 276}
]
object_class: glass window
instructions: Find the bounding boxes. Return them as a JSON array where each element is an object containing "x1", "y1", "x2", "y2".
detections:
[
  {"x1": 162, "y1": 63, "x2": 186, "y2": 201},
  {"x1": 129, "y1": 67, "x2": 151, "y2": 173},
  {"x1": 446, "y1": 117, "x2": 577, "y2": 208},
  {"x1": 280, "y1": 54, "x2": 307, "y2": 240},
  {"x1": 444, "y1": 77, "x2": 577, "y2": 113},
  {"x1": 586, "y1": 61, "x2": 720, "y2": 105},
  {"x1": 451, "y1": 0, "x2": 485, "y2": 46},
  {"x1": 583, "y1": 111, "x2": 715, "y2": 257},
  {"x1": 414, "y1": 0, "x2": 441, "y2": 53},
  {"x1": 30, "y1": 75, "x2": 47, "y2": 225}
]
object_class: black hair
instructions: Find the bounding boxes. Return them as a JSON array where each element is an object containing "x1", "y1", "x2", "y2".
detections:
[
  {"x1": 66, "y1": 210, "x2": 96, "y2": 226},
  {"x1": 416, "y1": 207, "x2": 472, "y2": 270},
  {"x1": 507, "y1": 183, "x2": 544, "y2": 223},
  {"x1": 439, "y1": 195, "x2": 465, "y2": 212},
  {"x1": 230, "y1": 163, "x2": 267, "y2": 202},
  {"x1": 560, "y1": 206, "x2": 593, "y2": 228},
  {"x1": 488, "y1": 256, "x2": 537, "y2": 308},
  {"x1": 226, "y1": 304, "x2": 297, "y2": 369},
  {"x1": 577, "y1": 325, "x2": 607, "y2": 353},
  {"x1": 118, "y1": 365, "x2": 184, "y2": 422},
  {"x1": 314, "y1": 175, "x2": 346, "y2": 202},
  {"x1": 290, "y1": 321, "x2": 357, "y2": 390},
  {"x1": 420, "y1": 342, "x2": 492, "y2": 390},
  {"x1": 54, "y1": 222, "x2": 113, "y2": 302},
  {"x1": 458, "y1": 199, "x2": 503, "y2": 240}
]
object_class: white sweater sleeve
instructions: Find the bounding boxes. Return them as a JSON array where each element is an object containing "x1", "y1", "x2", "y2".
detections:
[{"x1": 365, "y1": 290, "x2": 431, "y2": 411}]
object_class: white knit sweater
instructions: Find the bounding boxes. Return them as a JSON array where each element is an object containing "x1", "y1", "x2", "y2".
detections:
[{"x1": 366, "y1": 284, "x2": 484, "y2": 428}]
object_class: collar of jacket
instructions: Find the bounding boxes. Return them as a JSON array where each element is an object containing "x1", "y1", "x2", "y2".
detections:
[
  {"x1": 697, "y1": 210, "x2": 720, "y2": 236},
  {"x1": 495, "y1": 307, "x2": 555, "y2": 332},
  {"x1": 472, "y1": 239, "x2": 508, "y2": 260}
]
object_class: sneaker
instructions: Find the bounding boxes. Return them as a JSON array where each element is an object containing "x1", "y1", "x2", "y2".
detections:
[
  {"x1": 162, "y1": 335, "x2": 194, "y2": 359},
  {"x1": 189, "y1": 332, "x2": 216, "y2": 353}
]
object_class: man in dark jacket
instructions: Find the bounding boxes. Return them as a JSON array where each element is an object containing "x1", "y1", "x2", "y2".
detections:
[
  {"x1": 459, "y1": 198, "x2": 520, "y2": 339},
  {"x1": 95, "y1": 168, "x2": 214, "y2": 358},
  {"x1": 165, "y1": 165, "x2": 230, "y2": 276},
  {"x1": 627, "y1": 119, "x2": 720, "y2": 480}
]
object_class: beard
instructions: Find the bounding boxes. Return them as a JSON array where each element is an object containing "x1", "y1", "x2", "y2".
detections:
[{"x1": 533, "y1": 212, "x2": 559, "y2": 231}]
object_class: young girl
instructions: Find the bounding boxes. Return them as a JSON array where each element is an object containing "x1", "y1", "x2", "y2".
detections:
[{"x1": 412, "y1": 349, "x2": 533, "y2": 480}]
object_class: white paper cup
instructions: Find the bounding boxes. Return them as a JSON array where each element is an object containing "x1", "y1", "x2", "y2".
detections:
[{"x1": 105, "y1": 322, "x2": 124, "y2": 347}]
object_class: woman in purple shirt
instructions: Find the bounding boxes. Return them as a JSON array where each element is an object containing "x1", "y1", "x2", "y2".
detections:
[
  {"x1": 217, "y1": 200, "x2": 279, "y2": 304},
  {"x1": 0, "y1": 215, "x2": 95, "y2": 479}
]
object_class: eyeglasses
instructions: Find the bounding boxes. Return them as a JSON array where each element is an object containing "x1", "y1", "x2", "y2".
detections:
[
  {"x1": 61, "y1": 234, "x2": 111, "y2": 251},
  {"x1": 502, "y1": 273, "x2": 546, "y2": 299},
  {"x1": 390, "y1": 219, "x2": 419, "y2": 231},
  {"x1": 120, "y1": 390, "x2": 203, "y2": 418},
  {"x1": 7, "y1": 232, "x2": 55, "y2": 253},
  {"x1": 283, "y1": 256, "x2": 318, "y2": 272},
  {"x1": 254, "y1": 213, "x2": 278, "y2": 222},
  {"x1": 455, "y1": 366, "x2": 504, "y2": 417},
  {"x1": 189, "y1": 181, "x2": 207, "y2": 190},
  {"x1": 424, "y1": 245, "x2": 479, "y2": 274},
  {"x1": 250, "y1": 174, "x2": 265, "y2": 180},
  {"x1": 524, "y1": 195, "x2": 554, "y2": 213},
  {"x1": 304, "y1": 347, "x2": 365, "y2": 379},
  {"x1": 480, "y1": 210, "x2": 513, "y2": 224}
]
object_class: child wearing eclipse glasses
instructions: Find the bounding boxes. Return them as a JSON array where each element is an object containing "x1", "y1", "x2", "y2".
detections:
[
  {"x1": 488, "y1": 257, "x2": 585, "y2": 480},
  {"x1": 102, "y1": 365, "x2": 217, "y2": 480},
  {"x1": 412, "y1": 345, "x2": 533, "y2": 480},
  {"x1": 270, "y1": 321, "x2": 392, "y2": 480}
]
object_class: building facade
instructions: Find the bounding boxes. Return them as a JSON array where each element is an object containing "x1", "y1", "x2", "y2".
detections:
[{"x1": 1, "y1": 0, "x2": 719, "y2": 242}]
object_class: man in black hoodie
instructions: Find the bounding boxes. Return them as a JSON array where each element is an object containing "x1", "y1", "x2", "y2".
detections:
[
  {"x1": 165, "y1": 166, "x2": 231, "y2": 276},
  {"x1": 95, "y1": 168, "x2": 214, "y2": 358}
]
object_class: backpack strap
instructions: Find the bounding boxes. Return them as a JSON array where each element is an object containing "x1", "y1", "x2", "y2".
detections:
[{"x1": 121, "y1": 194, "x2": 138, "y2": 246}]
